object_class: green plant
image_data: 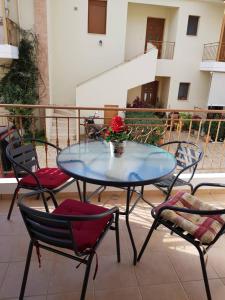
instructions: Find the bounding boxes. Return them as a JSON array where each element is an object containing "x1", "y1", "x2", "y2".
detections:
[
  {"x1": 0, "y1": 30, "x2": 40, "y2": 134},
  {"x1": 192, "y1": 115, "x2": 202, "y2": 131},
  {"x1": 179, "y1": 112, "x2": 192, "y2": 131},
  {"x1": 125, "y1": 111, "x2": 165, "y2": 145},
  {"x1": 204, "y1": 113, "x2": 225, "y2": 141}
]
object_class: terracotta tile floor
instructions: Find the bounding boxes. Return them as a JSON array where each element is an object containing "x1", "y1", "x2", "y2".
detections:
[{"x1": 0, "y1": 190, "x2": 225, "y2": 299}]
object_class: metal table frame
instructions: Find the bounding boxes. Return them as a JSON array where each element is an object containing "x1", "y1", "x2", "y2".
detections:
[{"x1": 57, "y1": 141, "x2": 177, "y2": 265}]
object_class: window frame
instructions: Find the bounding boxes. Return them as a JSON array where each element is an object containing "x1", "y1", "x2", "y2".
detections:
[
  {"x1": 88, "y1": 0, "x2": 107, "y2": 35},
  {"x1": 178, "y1": 82, "x2": 190, "y2": 100},
  {"x1": 186, "y1": 15, "x2": 200, "y2": 36}
]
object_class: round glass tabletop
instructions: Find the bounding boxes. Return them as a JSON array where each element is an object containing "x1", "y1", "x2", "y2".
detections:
[{"x1": 57, "y1": 141, "x2": 177, "y2": 187}]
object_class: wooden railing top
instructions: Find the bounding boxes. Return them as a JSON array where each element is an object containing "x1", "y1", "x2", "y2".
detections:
[{"x1": 1, "y1": 103, "x2": 225, "y2": 114}]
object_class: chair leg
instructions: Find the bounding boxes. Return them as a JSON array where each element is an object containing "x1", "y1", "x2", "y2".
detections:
[
  {"x1": 80, "y1": 254, "x2": 94, "y2": 300},
  {"x1": 197, "y1": 247, "x2": 212, "y2": 300},
  {"x1": 19, "y1": 241, "x2": 33, "y2": 300},
  {"x1": 115, "y1": 212, "x2": 120, "y2": 263},
  {"x1": 7, "y1": 186, "x2": 20, "y2": 220},
  {"x1": 137, "y1": 218, "x2": 158, "y2": 262},
  {"x1": 76, "y1": 180, "x2": 82, "y2": 201},
  {"x1": 189, "y1": 183, "x2": 194, "y2": 194},
  {"x1": 41, "y1": 192, "x2": 49, "y2": 213}
]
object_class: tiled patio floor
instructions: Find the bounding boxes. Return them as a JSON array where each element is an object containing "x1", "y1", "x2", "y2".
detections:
[{"x1": 0, "y1": 190, "x2": 225, "y2": 299}]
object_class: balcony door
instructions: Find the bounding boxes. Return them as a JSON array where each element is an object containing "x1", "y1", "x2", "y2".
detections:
[
  {"x1": 141, "y1": 81, "x2": 159, "y2": 107},
  {"x1": 145, "y1": 17, "x2": 165, "y2": 58}
]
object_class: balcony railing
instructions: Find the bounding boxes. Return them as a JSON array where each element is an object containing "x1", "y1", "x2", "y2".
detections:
[
  {"x1": 0, "y1": 104, "x2": 225, "y2": 174},
  {"x1": 148, "y1": 40, "x2": 175, "y2": 59},
  {"x1": 202, "y1": 42, "x2": 225, "y2": 62}
]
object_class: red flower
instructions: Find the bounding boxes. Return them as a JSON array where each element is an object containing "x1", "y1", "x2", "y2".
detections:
[{"x1": 110, "y1": 116, "x2": 124, "y2": 133}]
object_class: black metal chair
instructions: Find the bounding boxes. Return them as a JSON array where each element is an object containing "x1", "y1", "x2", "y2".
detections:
[
  {"x1": 138, "y1": 183, "x2": 225, "y2": 300},
  {"x1": 154, "y1": 141, "x2": 203, "y2": 201},
  {"x1": 6, "y1": 138, "x2": 81, "y2": 220},
  {"x1": 18, "y1": 189, "x2": 120, "y2": 300}
]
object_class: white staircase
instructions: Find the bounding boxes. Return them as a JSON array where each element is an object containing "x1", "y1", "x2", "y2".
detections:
[{"x1": 76, "y1": 48, "x2": 158, "y2": 108}]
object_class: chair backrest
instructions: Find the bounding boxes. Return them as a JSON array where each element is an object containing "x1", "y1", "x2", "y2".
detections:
[
  {"x1": 6, "y1": 139, "x2": 40, "y2": 181},
  {"x1": 163, "y1": 141, "x2": 203, "y2": 181},
  {"x1": 19, "y1": 201, "x2": 80, "y2": 254}
]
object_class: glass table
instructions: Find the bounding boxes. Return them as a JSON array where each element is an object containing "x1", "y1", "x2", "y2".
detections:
[{"x1": 57, "y1": 141, "x2": 177, "y2": 264}]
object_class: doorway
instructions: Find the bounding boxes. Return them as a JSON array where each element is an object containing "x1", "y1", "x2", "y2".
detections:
[
  {"x1": 145, "y1": 17, "x2": 165, "y2": 58},
  {"x1": 141, "y1": 81, "x2": 159, "y2": 107}
]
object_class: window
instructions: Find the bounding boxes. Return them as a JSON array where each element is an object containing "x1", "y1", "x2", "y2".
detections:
[
  {"x1": 88, "y1": 0, "x2": 107, "y2": 34},
  {"x1": 178, "y1": 83, "x2": 190, "y2": 100},
  {"x1": 187, "y1": 16, "x2": 199, "y2": 36}
]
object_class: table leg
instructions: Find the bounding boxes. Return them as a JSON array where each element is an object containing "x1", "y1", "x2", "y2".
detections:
[{"x1": 125, "y1": 186, "x2": 137, "y2": 265}]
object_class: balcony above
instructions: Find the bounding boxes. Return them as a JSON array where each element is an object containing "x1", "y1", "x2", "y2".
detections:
[
  {"x1": 0, "y1": 17, "x2": 19, "y2": 60},
  {"x1": 200, "y1": 42, "x2": 225, "y2": 72}
]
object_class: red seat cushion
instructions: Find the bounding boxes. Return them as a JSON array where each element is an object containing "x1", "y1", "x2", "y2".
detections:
[
  {"x1": 20, "y1": 167, "x2": 70, "y2": 189},
  {"x1": 52, "y1": 199, "x2": 113, "y2": 252}
]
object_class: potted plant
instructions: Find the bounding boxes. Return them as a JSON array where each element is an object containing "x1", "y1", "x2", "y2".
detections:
[{"x1": 104, "y1": 116, "x2": 129, "y2": 157}]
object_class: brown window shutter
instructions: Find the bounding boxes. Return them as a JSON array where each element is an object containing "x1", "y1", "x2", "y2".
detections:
[{"x1": 88, "y1": 0, "x2": 107, "y2": 34}]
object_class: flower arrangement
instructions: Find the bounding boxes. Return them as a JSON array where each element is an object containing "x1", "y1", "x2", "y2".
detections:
[{"x1": 105, "y1": 115, "x2": 129, "y2": 143}]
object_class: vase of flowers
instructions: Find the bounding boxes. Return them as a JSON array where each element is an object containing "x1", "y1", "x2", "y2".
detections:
[{"x1": 105, "y1": 115, "x2": 129, "y2": 157}]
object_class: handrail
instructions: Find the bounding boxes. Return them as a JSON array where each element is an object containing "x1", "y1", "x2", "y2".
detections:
[
  {"x1": 148, "y1": 40, "x2": 175, "y2": 59},
  {"x1": 202, "y1": 42, "x2": 225, "y2": 62},
  {"x1": 1, "y1": 104, "x2": 225, "y2": 172},
  {"x1": 1, "y1": 103, "x2": 225, "y2": 114}
]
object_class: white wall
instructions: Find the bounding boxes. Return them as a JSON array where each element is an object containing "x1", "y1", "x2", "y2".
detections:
[
  {"x1": 76, "y1": 48, "x2": 158, "y2": 108},
  {"x1": 6, "y1": 0, "x2": 19, "y2": 23},
  {"x1": 125, "y1": 3, "x2": 178, "y2": 60},
  {"x1": 18, "y1": 0, "x2": 34, "y2": 30},
  {"x1": 47, "y1": 0, "x2": 128, "y2": 105},
  {"x1": 167, "y1": 1, "x2": 224, "y2": 109},
  {"x1": 208, "y1": 72, "x2": 225, "y2": 106}
]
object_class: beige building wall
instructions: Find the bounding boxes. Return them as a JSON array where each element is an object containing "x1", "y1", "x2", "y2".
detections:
[
  {"x1": 47, "y1": 0, "x2": 128, "y2": 105},
  {"x1": 167, "y1": 0, "x2": 223, "y2": 109},
  {"x1": 18, "y1": 0, "x2": 34, "y2": 30},
  {"x1": 14, "y1": 0, "x2": 225, "y2": 109},
  {"x1": 125, "y1": 0, "x2": 224, "y2": 109}
]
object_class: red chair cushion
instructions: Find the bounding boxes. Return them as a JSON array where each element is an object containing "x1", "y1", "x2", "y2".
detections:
[
  {"x1": 52, "y1": 199, "x2": 112, "y2": 252},
  {"x1": 20, "y1": 167, "x2": 70, "y2": 189}
]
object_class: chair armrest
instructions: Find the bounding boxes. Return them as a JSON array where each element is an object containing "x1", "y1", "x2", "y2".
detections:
[
  {"x1": 158, "y1": 140, "x2": 187, "y2": 148},
  {"x1": 192, "y1": 183, "x2": 225, "y2": 195},
  {"x1": 27, "y1": 138, "x2": 62, "y2": 152},
  {"x1": 18, "y1": 188, "x2": 58, "y2": 208},
  {"x1": 154, "y1": 204, "x2": 225, "y2": 218}
]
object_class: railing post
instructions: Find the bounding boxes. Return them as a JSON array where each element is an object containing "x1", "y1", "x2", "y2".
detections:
[{"x1": 77, "y1": 108, "x2": 81, "y2": 143}]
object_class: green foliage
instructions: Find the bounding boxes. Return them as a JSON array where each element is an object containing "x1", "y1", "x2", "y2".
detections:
[
  {"x1": 0, "y1": 31, "x2": 39, "y2": 132},
  {"x1": 125, "y1": 111, "x2": 161, "y2": 125},
  {"x1": 191, "y1": 115, "x2": 201, "y2": 131},
  {"x1": 204, "y1": 114, "x2": 225, "y2": 141},
  {"x1": 125, "y1": 111, "x2": 165, "y2": 145},
  {"x1": 105, "y1": 128, "x2": 129, "y2": 143},
  {"x1": 179, "y1": 112, "x2": 192, "y2": 131}
]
